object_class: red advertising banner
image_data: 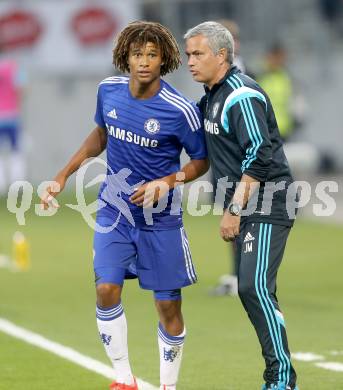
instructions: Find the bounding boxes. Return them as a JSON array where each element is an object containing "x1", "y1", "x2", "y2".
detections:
[
  {"x1": 0, "y1": 10, "x2": 42, "y2": 50},
  {"x1": 71, "y1": 7, "x2": 117, "y2": 46},
  {"x1": 0, "y1": 1, "x2": 139, "y2": 74}
]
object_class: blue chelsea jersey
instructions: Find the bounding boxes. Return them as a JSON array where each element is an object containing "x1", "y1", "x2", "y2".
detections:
[{"x1": 94, "y1": 76, "x2": 207, "y2": 229}]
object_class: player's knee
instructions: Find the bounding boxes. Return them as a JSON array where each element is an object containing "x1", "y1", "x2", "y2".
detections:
[
  {"x1": 156, "y1": 300, "x2": 183, "y2": 335},
  {"x1": 96, "y1": 283, "x2": 121, "y2": 308},
  {"x1": 156, "y1": 300, "x2": 181, "y2": 322}
]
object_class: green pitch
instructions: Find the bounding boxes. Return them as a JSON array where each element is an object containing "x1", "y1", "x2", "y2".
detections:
[{"x1": 0, "y1": 196, "x2": 342, "y2": 390}]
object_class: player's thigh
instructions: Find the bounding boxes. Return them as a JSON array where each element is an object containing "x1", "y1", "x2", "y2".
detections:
[
  {"x1": 265, "y1": 224, "x2": 290, "y2": 293},
  {"x1": 93, "y1": 217, "x2": 137, "y2": 286},
  {"x1": 238, "y1": 222, "x2": 261, "y2": 294},
  {"x1": 136, "y1": 226, "x2": 197, "y2": 291},
  {"x1": 238, "y1": 222, "x2": 290, "y2": 293}
]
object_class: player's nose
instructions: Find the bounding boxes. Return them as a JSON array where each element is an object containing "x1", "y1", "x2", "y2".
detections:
[{"x1": 139, "y1": 55, "x2": 149, "y2": 66}]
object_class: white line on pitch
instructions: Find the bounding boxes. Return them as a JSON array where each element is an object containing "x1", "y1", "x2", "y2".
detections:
[
  {"x1": 293, "y1": 352, "x2": 343, "y2": 373},
  {"x1": 292, "y1": 352, "x2": 325, "y2": 362},
  {"x1": 315, "y1": 362, "x2": 343, "y2": 372},
  {"x1": 0, "y1": 318, "x2": 158, "y2": 390},
  {"x1": 330, "y1": 351, "x2": 343, "y2": 356}
]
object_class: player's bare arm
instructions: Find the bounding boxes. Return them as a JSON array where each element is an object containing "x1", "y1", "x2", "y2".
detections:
[
  {"x1": 40, "y1": 125, "x2": 107, "y2": 209},
  {"x1": 130, "y1": 158, "x2": 209, "y2": 207}
]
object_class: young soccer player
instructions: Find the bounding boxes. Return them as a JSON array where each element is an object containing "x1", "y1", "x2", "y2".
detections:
[{"x1": 42, "y1": 21, "x2": 208, "y2": 390}]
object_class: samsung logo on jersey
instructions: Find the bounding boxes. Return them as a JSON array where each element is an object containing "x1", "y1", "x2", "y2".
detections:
[
  {"x1": 106, "y1": 125, "x2": 159, "y2": 148},
  {"x1": 204, "y1": 119, "x2": 219, "y2": 135}
]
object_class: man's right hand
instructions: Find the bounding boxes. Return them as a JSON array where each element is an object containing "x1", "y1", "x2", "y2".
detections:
[{"x1": 40, "y1": 173, "x2": 67, "y2": 210}]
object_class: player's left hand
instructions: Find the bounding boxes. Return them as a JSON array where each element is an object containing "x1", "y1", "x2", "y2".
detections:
[
  {"x1": 129, "y1": 179, "x2": 171, "y2": 208},
  {"x1": 220, "y1": 212, "x2": 240, "y2": 242}
]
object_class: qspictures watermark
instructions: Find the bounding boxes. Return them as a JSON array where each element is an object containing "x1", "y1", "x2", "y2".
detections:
[{"x1": 4, "y1": 158, "x2": 340, "y2": 232}]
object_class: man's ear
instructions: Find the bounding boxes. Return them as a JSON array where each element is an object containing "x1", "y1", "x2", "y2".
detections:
[{"x1": 218, "y1": 48, "x2": 228, "y2": 65}]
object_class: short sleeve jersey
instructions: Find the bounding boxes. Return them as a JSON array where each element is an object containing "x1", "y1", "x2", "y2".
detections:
[{"x1": 94, "y1": 76, "x2": 207, "y2": 229}]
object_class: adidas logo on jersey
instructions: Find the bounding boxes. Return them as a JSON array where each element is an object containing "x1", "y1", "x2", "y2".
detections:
[
  {"x1": 107, "y1": 108, "x2": 117, "y2": 119},
  {"x1": 244, "y1": 232, "x2": 255, "y2": 243}
]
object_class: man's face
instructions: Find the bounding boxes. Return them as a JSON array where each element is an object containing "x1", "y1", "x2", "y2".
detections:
[
  {"x1": 128, "y1": 42, "x2": 162, "y2": 84},
  {"x1": 185, "y1": 35, "x2": 223, "y2": 87}
]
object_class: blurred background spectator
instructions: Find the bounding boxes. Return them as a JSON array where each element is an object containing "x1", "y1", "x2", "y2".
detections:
[
  {"x1": 255, "y1": 42, "x2": 322, "y2": 177},
  {"x1": 257, "y1": 43, "x2": 296, "y2": 142},
  {"x1": 0, "y1": 45, "x2": 26, "y2": 196},
  {"x1": 318, "y1": 0, "x2": 343, "y2": 36},
  {"x1": 216, "y1": 19, "x2": 246, "y2": 73}
]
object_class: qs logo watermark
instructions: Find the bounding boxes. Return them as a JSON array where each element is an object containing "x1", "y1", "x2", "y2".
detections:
[{"x1": 4, "y1": 157, "x2": 340, "y2": 233}]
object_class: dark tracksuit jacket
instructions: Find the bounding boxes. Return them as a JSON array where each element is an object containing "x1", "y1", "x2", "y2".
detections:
[{"x1": 199, "y1": 66, "x2": 296, "y2": 227}]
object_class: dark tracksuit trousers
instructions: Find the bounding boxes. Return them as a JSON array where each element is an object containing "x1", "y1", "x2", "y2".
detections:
[{"x1": 236, "y1": 220, "x2": 297, "y2": 388}]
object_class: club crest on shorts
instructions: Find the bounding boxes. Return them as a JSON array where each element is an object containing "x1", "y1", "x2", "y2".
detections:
[
  {"x1": 144, "y1": 118, "x2": 160, "y2": 134},
  {"x1": 213, "y1": 102, "x2": 220, "y2": 118}
]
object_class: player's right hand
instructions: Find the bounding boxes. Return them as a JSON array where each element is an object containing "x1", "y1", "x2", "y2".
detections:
[
  {"x1": 219, "y1": 212, "x2": 240, "y2": 242},
  {"x1": 40, "y1": 174, "x2": 67, "y2": 210}
]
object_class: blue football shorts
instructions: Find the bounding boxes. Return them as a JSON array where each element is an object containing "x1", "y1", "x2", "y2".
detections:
[
  {"x1": 0, "y1": 120, "x2": 20, "y2": 151},
  {"x1": 93, "y1": 216, "x2": 197, "y2": 292}
]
